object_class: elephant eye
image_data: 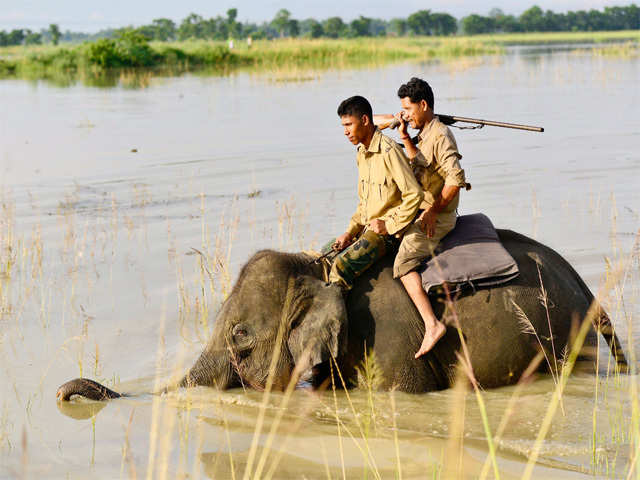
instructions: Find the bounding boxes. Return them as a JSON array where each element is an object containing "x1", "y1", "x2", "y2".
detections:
[{"x1": 232, "y1": 323, "x2": 251, "y2": 342}]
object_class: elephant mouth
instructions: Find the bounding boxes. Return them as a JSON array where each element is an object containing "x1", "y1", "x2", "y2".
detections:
[
  {"x1": 305, "y1": 361, "x2": 332, "y2": 389},
  {"x1": 234, "y1": 358, "x2": 299, "y2": 392}
]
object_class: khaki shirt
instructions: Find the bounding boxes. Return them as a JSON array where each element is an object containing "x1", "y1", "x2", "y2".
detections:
[
  {"x1": 411, "y1": 117, "x2": 466, "y2": 214},
  {"x1": 347, "y1": 129, "x2": 423, "y2": 238}
]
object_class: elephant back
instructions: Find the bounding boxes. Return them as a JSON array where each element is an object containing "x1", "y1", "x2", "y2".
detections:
[
  {"x1": 343, "y1": 229, "x2": 600, "y2": 392},
  {"x1": 453, "y1": 229, "x2": 598, "y2": 387}
]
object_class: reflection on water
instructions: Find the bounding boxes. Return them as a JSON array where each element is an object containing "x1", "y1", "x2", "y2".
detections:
[
  {"x1": 57, "y1": 399, "x2": 107, "y2": 420},
  {"x1": 0, "y1": 45, "x2": 639, "y2": 478}
]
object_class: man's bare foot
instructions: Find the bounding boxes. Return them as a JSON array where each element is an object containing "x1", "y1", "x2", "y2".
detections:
[{"x1": 414, "y1": 321, "x2": 446, "y2": 358}]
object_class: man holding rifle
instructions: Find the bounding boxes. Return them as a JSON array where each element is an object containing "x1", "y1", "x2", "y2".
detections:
[{"x1": 389, "y1": 77, "x2": 468, "y2": 358}]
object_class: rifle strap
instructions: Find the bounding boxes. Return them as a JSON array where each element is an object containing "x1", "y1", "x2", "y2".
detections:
[{"x1": 451, "y1": 123, "x2": 484, "y2": 130}]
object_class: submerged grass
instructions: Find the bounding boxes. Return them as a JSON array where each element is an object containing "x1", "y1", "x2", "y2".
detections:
[{"x1": 587, "y1": 41, "x2": 640, "y2": 58}]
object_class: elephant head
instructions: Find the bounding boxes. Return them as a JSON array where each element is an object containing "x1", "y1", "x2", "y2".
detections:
[
  {"x1": 181, "y1": 250, "x2": 348, "y2": 391},
  {"x1": 58, "y1": 250, "x2": 347, "y2": 401}
]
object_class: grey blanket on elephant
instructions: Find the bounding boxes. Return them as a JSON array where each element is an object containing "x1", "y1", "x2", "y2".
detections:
[{"x1": 419, "y1": 213, "x2": 519, "y2": 294}]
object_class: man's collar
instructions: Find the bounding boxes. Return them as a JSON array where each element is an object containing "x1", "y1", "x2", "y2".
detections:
[
  {"x1": 360, "y1": 127, "x2": 382, "y2": 153},
  {"x1": 419, "y1": 116, "x2": 438, "y2": 141}
]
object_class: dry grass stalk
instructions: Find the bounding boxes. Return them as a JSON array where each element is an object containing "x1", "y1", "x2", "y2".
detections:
[
  {"x1": 443, "y1": 364, "x2": 469, "y2": 479},
  {"x1": 521, "y1": 255, "x2": 624, "y2": 480},
  {"x1": 512, "y1": 300, "x2": 557, "y2": 386}
]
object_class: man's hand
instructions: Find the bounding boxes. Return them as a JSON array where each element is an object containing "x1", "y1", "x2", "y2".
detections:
[
  {"x1": 369, "y1": 219, "x2": 388, "y2": 235},
  {"x1": 395, "y1": 112, "x2": 410, "y2": 139},
  {"x1": 333, "y1": 233, "x2": 353, "y2": 250},
  {"x1": 418, "y1": 210, "x2": 437, "y2": 238}
]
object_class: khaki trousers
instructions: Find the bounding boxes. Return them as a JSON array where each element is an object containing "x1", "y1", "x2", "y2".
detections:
[{"x1": 393, "y1": 213, "x2": 457, "y2": 278}]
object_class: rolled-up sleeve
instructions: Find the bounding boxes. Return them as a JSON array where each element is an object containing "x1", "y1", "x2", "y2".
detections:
[
  {"x1": 434, "y1": 134, "x2": 466, "y2": 187},
  {"x1": 381, "y1": 148, "x2": 423, "y2": 235}
]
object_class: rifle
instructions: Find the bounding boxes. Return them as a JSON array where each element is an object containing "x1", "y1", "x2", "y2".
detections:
[{"x1": 374, "y1": 114, "x2": 544, "y2": 133}]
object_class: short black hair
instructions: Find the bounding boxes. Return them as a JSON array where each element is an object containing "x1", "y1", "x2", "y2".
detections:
[
  {"x1": 337, "y1": 95, "x2": 373, "y2": 123},
  {"x1": 397, "y1": 77, "x2": 434, "y2": 110}
]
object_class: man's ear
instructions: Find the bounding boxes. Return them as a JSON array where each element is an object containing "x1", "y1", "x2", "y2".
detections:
[
  {"x1": 421, "y1": 99, "x2": 429, "y2": 112},
  {"x1": 362, "y1": 114, "x2": 370, "y2": 126}
]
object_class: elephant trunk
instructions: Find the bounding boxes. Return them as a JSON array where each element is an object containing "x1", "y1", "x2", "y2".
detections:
[
  {"x1": 57, "y1": 345, "x2": 236, "y2": 402},
  {"x1": 178, "y1": 346, "x2": 237, "y2": 390},
  {"x1": 56, "y1": 378, "x2": 122, "y2": 401}
]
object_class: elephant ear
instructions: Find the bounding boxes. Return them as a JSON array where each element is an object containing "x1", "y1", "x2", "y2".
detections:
[{"x1": 286, "y1": 278, "x2": 347, "y2": 379}]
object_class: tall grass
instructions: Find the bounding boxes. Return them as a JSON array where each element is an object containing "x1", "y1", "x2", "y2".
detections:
[
  {"x1": 4, "y1": 31, "x2": 638, "y2": 86},
  {"x1": 472, "y1": 29, "x2": 640, "y2": 45},
  {"x1": 0, "y1": 36, "x2": 505, "y2": 85}
]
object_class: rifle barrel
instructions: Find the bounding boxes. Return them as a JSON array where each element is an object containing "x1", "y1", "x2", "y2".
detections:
[{"x1": 437, "y1": 114, "x2": 544, "y2": 132}]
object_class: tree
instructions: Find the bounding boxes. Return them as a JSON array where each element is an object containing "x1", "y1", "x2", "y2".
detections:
[
  {"x1": 349, "y1": 16, "x2": 372, "y2": 37},
  {"x1": 430, "y1": 13, "x2": 457, "y2": 35},
  {"x1": 226, "y1": 8, "x2": 237, "y2": 23},
  {"x1": 495, "y1": 14, "x2": 521, "y2": 32},
  {"x1": 323, "y1": 17, "x2": 345, "y2": 38},
  {"x1": 226, "y1": 8, "x2": 242, "y2": 38},
  {"x1": 271, "y1": 9, "x2": 291, "y2": 37},
  {"x1": 49, "y1": 23, "x2": 61, "y2": 45},
  {"x1": 369, "y1": 19, "x2": 387, "y2": 36},
  {"x1": 301, "y1": 19, "x2": 323, "y2": 38},
  {"x1": 7, "y1": 29, "x2": 25, "y2": 45},
  {"x1": 407, "y1": 10, "x2": 432, "y2": 35},
  {"x1": 586, "y1": 9, "x2": 606, "y2": 31},
  {"x1": 519, "y1": 6, "x2": 545, "y2": 32},
  {"x1": 151, "y1": 18, "x2": 176, "y2": 41},
  {"x1": 566, "y1": 10, "x2": 588, "y2": 31},
  {"x1": 309, "y1": 21, "x2": 323, "y2": 38},
  {"x1": 461, "y1": 15, "x2": 495, "y2": 34},
  {"x1": 287, "y1": 19, "x2": 299, "y2": 37},
  {"x1": 201, "y1": 17, "x2": 221, "y2": 39},
  {"x1": 178, "y1": 13, "x2": 205, "y2": 40},
  {"x1": 24, "y1": 29, "x2": 42, "y2": 45},
  {"x1": 626, "y1": 4, "x2": 640, "y2": 29},
  {"x1": 388, "y1": 18, "x2": 407, "y2": 36}
]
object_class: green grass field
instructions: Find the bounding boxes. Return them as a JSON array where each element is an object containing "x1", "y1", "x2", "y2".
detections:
[
  {"x1": 0, "y1": 31, "x2": 637, "y2": 85},
  {"x1": 471, "y1": 29, "x2": 640, "y2": 45}
]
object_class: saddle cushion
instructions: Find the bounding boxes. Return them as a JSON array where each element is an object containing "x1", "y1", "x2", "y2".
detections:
[{"x1": 420, "y1": 213, "x2": 519, "y2": 294}]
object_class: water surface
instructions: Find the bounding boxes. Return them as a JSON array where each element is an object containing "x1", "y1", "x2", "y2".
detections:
[{"x1": 1, "y1": 47, "x2": 639, "y2": 478}]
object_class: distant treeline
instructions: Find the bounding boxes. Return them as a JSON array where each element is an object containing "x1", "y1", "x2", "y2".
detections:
[
  {"x1": 1, "y1": 4, "x2": 639, "y2": 46},
  {"x1": 463, "y1": 5, "x2": 639, "y2": 34}
]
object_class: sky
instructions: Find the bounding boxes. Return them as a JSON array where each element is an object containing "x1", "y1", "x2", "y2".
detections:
[{"x1": 0, "y1": 0, "x2": 634, "y2": 32}]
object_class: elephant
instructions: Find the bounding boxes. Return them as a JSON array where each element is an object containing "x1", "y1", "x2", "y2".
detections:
[{"x1": 57, "y1": 228, "x2": 627, "y2": 401}]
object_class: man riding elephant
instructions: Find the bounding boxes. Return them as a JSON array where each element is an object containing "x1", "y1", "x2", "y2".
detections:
[
  {"x1": 377, "y1": 77, "x2": 470, "y2": 358},
  {"x1": 56, "y1": 93, "x2": 627, "y2": 403},
  {"x1": 328, "y1": 95, "x2": 423, "y2": 294}
]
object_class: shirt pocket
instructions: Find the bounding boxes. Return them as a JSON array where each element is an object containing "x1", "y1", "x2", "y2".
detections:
[
  {"x1": 371, "y1": 169, "x2": 392, "y2": 203},
  {"x1": 423, "y1": 155, "x2": 440, "y2": 192},
  {"x1": 359, "y1": 178, "x2": 368, "y2": 201}
]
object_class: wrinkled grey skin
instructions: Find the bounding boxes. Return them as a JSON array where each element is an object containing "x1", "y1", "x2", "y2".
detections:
[{"x1": 57, "y1": 229, "x2": 626, "y2": 401}]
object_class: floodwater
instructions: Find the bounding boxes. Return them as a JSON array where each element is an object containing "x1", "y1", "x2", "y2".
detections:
[{"x1": 1, "y1": 46, "x2": 639, "y2": 478}]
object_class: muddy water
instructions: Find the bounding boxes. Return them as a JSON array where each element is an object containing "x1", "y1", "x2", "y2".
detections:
[{"x1": 0, "y1": 47, "x2": 639, "y2": 478}]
